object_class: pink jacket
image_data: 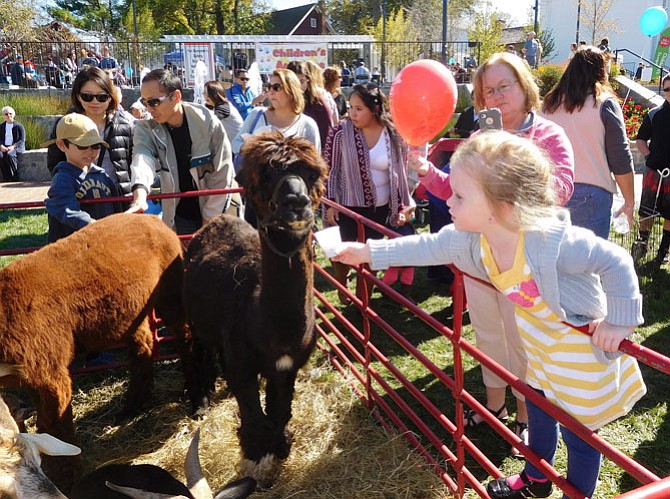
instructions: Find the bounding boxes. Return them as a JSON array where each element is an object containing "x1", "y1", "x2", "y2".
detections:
[{"x1": 420, "y1": 112, "x2": 575, "y2": 205}]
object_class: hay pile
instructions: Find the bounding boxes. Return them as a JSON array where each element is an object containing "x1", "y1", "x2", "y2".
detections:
[{"x1": 60, "y1": 355, "x2": 449, "y2": 498}]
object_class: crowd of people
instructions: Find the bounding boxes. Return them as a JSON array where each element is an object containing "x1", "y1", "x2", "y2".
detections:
[{"x1": 2, "y1": 37, "x2": 662, "y2": 499}]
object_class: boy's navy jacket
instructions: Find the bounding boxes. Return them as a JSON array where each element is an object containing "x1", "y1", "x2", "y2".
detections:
[{"x1": 45, "y1": 161, "x2": 123, "y2": 242}]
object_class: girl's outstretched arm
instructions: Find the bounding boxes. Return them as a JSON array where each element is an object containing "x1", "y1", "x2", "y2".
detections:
[{"x1": 332, "y1": 242, "x2": 371, "y2": 266}]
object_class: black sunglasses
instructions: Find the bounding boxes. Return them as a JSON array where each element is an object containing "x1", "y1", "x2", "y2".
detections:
[
  {"x1": 265, "y1": 83, "x2": 283, "y2": 92},
  {"x1": 239, "y1": 77, "x2": 250, "y2": 81},
  {"x1": 140, "y1": 91, "x2": 175, "y2": 108},
  {"x1": 664, "y1": 87, "x2": 670, "y2": 92},
  {"x1": 79, "y1": 92, "x2": 111, "y2": 103},
  {"x1": 64, "y1": 139, "x2": 102, "y2": 151}
]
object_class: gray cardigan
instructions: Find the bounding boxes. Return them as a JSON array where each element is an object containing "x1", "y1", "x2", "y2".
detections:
[{"x1": 368, "y1": 210, "x2": 643, "y2": 328}]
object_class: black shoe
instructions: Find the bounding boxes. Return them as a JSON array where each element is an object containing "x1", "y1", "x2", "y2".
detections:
[
  {"x1": 631, "y1": 239, "x2": 648, "y2": 266},
  {"x1": 463, "y1": 404, "x2": 509, "y2": 428},
  {"x1": 487, "y1": 471, "x2": 552, "y2": 499},
  {"x1": 655, "y1": 250, "x2": 670, "y2": 266},
  {"x1": 399, "y1": 284, "x2": 416, "y2": 304}
]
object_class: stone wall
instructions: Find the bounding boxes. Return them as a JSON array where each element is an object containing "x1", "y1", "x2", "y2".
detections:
[{"x1": 17, "y1": 149, "x2": 50, "y2": 181}]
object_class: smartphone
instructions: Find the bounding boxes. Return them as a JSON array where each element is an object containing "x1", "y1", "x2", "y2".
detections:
[{"x1": 478, "y1": 108, "x2": 503, "y2": 131}]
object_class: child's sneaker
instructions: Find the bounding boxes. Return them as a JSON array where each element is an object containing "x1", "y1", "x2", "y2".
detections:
[{"x1": 487, "y1": 470, "x2": 552, "y2": 499}]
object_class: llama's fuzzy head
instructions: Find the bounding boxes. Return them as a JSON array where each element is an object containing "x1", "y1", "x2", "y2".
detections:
[{"x1": 238, "y1": 131, "x2": 328, "y2": 255}]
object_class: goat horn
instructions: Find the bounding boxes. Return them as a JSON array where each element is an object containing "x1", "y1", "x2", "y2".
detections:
[
  {"x1": 105, "y1": 481, "x2": 190, "y2": 498},
  {"x1": 185, "y1": 428, "x2": 214, "y2": 499}
]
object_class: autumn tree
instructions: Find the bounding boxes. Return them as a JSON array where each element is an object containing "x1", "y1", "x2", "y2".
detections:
[
  {"x1": 327, "y1": 0, "x2": 411, "y2": 36},
  {"x1": 0, "y1": 0, "x2": 40, "y2": 41},
  {"x1": 49, "y1": 0, "x2": 123, "y2": 37},
  {"x1": 577, "y1": 0, "x2": 620, "y2": 45},
  {"x1": 467, "y1": 8, "x2": 504, "y2": 63},
  {"x1": 49, "y1": 0, "x2": 270, "y2": 38}
]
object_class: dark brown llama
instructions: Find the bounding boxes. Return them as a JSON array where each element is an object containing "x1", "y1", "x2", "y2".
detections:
[{"x1": 182, "y1": 131, "x2": 328, "y2": 486}]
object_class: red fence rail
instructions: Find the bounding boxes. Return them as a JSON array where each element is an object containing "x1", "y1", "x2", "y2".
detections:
[
  {"x1": 2, "y1": 191, "x2": 669, "y2": 498},
  {"x1": 317, "y1": 198, "x2": 670, "y2": 499}
]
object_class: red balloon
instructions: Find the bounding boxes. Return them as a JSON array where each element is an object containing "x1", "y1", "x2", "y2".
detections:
[{"x1": 389, "y1": 59, "x2": 457, "y2": 146}]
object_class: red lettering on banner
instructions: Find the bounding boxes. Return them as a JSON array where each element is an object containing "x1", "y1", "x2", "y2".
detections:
[{"x1": 660, "y1": 36, "x2": 670, "y2": 48}]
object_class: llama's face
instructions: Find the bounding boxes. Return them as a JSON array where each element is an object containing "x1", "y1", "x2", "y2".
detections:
[{"x1": 238, "y1": 132, "x2": 328, "y2": 246}]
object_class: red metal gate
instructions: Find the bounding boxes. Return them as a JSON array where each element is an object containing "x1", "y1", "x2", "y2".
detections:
[{"x1": 2, "y1": 189, "x2": 669, "y2": 498}]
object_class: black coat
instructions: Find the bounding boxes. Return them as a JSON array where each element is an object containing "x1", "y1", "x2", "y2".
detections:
[
  {"x1": 0, "y1": 120, "x2": 26, "y2": 152},
  {"x1": 47, "y1": 110, "x2": 134, "y2": 194}
]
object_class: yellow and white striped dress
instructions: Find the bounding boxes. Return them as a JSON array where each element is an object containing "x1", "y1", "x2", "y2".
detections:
[{"x1": 480, "y1": 233, "x2": 646, "y2": 431}]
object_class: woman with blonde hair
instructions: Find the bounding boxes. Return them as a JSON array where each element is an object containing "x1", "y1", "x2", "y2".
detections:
[
  {"x1": 287, "y1": 60, "x2": 334, "y2": 147},
  {"x1": 232, "y1": 68, "x2": 319, "y2": 154},
  {"x1": 232, "y1": 69, "x2": 320, "y2": 226}
]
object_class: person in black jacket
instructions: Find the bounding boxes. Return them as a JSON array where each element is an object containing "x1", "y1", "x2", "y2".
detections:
[
  {"x1": 47, "y1": 66, "x2": 133, "y2": 195},
  {"x1": 203, "y1": 80, "x2": 243, "y2": 146},
  {"x1": 0, "y1": 106, "x2": 25, "y2": 181}
]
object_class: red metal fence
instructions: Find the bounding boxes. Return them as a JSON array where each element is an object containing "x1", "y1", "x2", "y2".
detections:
[{"x1": 2, "y1": 190, "x2": 669, "y2": 498}]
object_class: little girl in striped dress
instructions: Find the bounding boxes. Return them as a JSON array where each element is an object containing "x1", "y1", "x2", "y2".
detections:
[{"x1": 331, "y1": 130, "x2": 646, "y2": 499}]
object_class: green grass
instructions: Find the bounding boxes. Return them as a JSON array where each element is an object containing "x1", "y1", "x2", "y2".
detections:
[
  {"x1": 2, "y1": 212, "x2": 669, "y2": 498},
  {"x1": 0, "y1": 209, "x2": 48, "y2": 267},
  {"x1": 2, "y1": 94, "x2": 69, "y2": 117}
]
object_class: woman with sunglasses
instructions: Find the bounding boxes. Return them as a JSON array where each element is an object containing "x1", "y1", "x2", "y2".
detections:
[
  {"x1": 231, "y1": 69, "x2": 320, "y2": 154},
  {"x1": 324, "y1": 83, "x2": 413, "y2": 303},
  {"x1": 203, "y1": 80, "x2": 243, "y2": 148},
  {"x1": 407, "y1": 51, "x2": 575, "y2": 458},
  {"x1": 231, "y1": 69, "x2": 320, "y2": 226},
  {"x1": 47, "y1": 66, "x2": 133, "y2": 195}
]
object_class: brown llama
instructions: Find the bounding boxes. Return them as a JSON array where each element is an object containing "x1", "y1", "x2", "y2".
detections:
[
  {"x1": 182, "y1": 131, "x2": 328, "y2": 486},
  {"x1": 0, "y1": 214, "x2": 187, "y2": 492}
]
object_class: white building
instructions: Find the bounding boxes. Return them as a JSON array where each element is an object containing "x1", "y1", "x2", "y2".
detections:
[{"x1": 539, "y1": 0, "x2": 669, "y2": 73}]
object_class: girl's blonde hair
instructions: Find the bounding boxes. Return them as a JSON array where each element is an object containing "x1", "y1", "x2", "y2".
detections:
[
  {"x1": 450, "y1": 131, "x2": 558, "y2": 230},
  {"x1": 472, "y1": 52, "x2": 541, "y2": 113}
]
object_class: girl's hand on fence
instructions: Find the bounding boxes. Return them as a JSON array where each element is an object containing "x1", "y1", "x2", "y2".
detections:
[
  {"x1": 590, "y1": 320, "x2": 633, "y2": 352},
  {"x1": 332, "y1": 242, "x2": 371, "y2": 266}
]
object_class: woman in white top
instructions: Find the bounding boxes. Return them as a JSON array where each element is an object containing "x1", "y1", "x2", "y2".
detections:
[
  {"x1": 232, "y1": 69, "x2": 320, "y2": 155},
  {"x1": 233, "y1": 69, "x2": 320, "y2": 226},
  {"x1": 324, "y1": 83, "x2": 412, "y2": 302}
]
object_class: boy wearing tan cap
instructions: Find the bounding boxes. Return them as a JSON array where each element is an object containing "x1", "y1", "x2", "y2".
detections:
[{"x1": 43, "y1": 113, "x2": 123, "y2": 242}]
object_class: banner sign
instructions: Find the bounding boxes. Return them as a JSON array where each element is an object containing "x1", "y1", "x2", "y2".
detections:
[
  {"x1": 652, "y1": 27, "x2": 670, "y2": 80},
  {"x1": 184, "y1": 42, "x2": 215, "y2": 87},
  {"x1": 255, "y1": 42, "x2": 328, "y2": 73}
]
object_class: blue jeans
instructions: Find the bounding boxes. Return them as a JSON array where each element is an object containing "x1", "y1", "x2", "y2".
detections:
[
  {"x1": 566, "y1": 183, "x2": 613, "y2": 239},
  {"x1": 524, "y1": 391, "x2": 602, "y2": 498}
]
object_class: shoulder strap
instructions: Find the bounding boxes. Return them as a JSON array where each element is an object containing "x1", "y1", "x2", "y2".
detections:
[{"x1": 249, "y1": 109, "x2": 264, "y2": 134}]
